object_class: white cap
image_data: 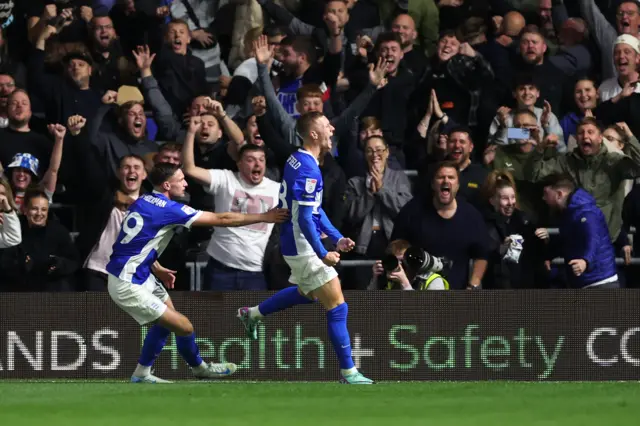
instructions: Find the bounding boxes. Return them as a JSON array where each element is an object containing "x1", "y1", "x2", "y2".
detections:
[{"x1": 614, "y1": 34, "x2": 640, "y2": 54}]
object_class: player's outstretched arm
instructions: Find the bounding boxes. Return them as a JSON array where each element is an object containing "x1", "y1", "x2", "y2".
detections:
[{"x1": 193, "y1": 208, "x2": 289, "y2": 228}]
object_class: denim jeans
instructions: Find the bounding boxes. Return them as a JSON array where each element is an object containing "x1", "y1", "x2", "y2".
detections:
[{"x1": 202, "y1": 257, "x2": 268, "y2": 291}]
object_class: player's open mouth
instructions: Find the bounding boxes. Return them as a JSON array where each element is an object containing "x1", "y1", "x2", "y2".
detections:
[
  {"x1": 440, "y1": 186, "x2": 451, "y2": 195},
  {"x1": 126, "y1": 175, "x2": 138, "y2": 183},
  {"x1": 173, "y1": 39, "x2": 183, "y2": 48},
  {"x1": 251, "y1": 169, "x2": 262, "y2": 178},
  {"x1": 133, "y1": 121, "x2": 143, "y2": 129},
  {"x1": 201, "y1": 131, "x2": 210, "y2": 139},
  {"x1": 254, "y1": 133, "x2": 262, "y2": 143}
]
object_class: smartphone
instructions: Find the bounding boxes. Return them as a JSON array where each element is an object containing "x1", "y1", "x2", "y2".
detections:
[{"x1": 507, "y1": 127, "x2": 531, "y2": 140}]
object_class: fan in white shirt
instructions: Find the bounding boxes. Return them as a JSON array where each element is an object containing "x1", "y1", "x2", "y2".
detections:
[{"x1": 182, "y1": 116, "x2": 280, "y2": 286}]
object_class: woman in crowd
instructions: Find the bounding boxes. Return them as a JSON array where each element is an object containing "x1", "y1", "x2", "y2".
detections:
[
  {"x1": 0, "y1": 189, "x2": 79, "y2": 292},
  {"x1": 342, "y1": 135, "x2": 413, "y2": 289},
  {"x1": 482, "y1": 170, "x2": 547, "y2": 289}
]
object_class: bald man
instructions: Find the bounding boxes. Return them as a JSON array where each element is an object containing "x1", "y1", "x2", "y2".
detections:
[{"x1": 362, "y1": 13, "x2": 428, "y2": 80}]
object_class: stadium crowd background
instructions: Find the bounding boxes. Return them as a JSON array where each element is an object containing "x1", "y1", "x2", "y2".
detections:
[{"x1": 0, "y1": 0, "x2": 639, "y2": 292}]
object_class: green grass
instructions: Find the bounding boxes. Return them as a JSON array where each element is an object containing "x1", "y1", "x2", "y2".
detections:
[{"x1": 0, "y1": 382, "x2": 639, "y2": 425}]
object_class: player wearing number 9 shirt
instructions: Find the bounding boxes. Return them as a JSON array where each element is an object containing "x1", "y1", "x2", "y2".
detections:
[
  {"x1": 237, "y1": 112, "x2": 374, "y2": 384},
  {"x1": 106, "y1": 163, "x2": 288, "y2": 383}
]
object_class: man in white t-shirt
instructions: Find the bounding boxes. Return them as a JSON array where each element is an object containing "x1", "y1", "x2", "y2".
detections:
[
  {"x1": 599, "y1": 35, "x2": 640, "y2": 102},
  {"x1": 182, "y1": 116, "x2": 280, "y2": 290}
]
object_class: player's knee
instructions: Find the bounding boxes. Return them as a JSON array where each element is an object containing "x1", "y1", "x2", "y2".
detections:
[{"x1": 177, "y1": 318, "x2": 194, "y2": 336}]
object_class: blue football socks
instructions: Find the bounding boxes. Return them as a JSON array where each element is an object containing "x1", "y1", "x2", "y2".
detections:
[
  {"x1": 327, "y1": 303, "x2": 355, "y2": 370},
  {"x1": 138, "y1": 325, "x2": 171, "y2": 367},
  {"x1": 176, "y1": 333, "x2": 204, "y2": 368}
]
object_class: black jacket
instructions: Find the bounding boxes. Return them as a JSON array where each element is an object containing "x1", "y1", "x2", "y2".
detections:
[
  {"x1": 483, "y1": 208, "x2": 545, "y2": 289},
  {"x1": 0, "y1": 216, "x2": 79, "y2": 292},
  {"x1": 153, "y1": 46, "x2": 207, "y2": 116}
]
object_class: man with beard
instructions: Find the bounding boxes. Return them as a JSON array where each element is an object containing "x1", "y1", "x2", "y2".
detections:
[
  {"x1": 182, "y1": 116, "x2": 280, "y2": 291},
  {"x1": 29, "y1": 22, "x2": 103, "y2": 126},
  {"x1": 254, "y1": 34, "x2": 387, "y2": 149},
  {"x1": 87, "y1": 14, "x2": 135, "y2": 92},
  {"x1": 0, "y1": 90, "x2": 51, "y2": 172},
  {"x1": 427, "y1": 126, "x2": 488, "y2": 209},
  {"x1": 391, "y1": 161, "x2": 490, "y2": 290},
  {"x1": 541, "y1": 174, "x2": 619, "y2": 289},
  {"x1": 88, "y1": 92, "x2": 158, "y2": 183},
  {"x1": 599, "y1": 35, "x2": 640, "y2": 102},
  {"x1": 580, "y1": 0, "x2": 640, "y2": 80},
  {"x1": 526, "y1": 117, "x2": 640, "y2": 242},
  {"x1": 503, "y1": 25, "x2": 568, "y2": 116}
]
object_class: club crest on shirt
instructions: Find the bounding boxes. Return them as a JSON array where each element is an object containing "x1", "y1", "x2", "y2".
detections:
[{"x1": 305, "y1": 178, "x2": 317, "y2": 194}]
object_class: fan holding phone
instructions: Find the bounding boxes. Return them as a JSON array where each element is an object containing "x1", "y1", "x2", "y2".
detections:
[{"x1": 488, "y1": 75, "x2": 566, "y2": 152}]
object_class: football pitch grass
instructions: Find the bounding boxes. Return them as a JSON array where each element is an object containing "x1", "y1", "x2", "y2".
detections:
[{"x1": 1, "y1": 382, "x2": 640, "y2": 425}]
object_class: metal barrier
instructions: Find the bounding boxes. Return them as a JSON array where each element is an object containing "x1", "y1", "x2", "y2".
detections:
[{"x1": 186, "y1": 257, "x2": 640, "y2": 290}]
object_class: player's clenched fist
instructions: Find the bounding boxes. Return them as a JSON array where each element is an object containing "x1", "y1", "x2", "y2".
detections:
[
  {"x1": 263, "y1": 207, "x2": 289, "y2": 223},
  {"x1": 323, "y1": 251, "x2": 340, "y2": 267},
  {"x1": 336, "y1": 237, "x2": 355, "y2": 252},
  {"x1": 67, "y1": 115, "x2": 87, "y2": 136}
]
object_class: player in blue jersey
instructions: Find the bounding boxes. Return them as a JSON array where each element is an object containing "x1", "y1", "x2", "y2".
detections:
[
  {"x1": 237, "y1": 112, "x2": 374, "y2": 384},
  {"x1": 106, "y1": 163, "x2": 288, "y2": 383}
]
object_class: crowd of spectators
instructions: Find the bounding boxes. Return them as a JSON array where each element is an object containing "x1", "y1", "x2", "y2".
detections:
[{"x1": 0, "y1": 0, "x2": 640, "y2": 292}]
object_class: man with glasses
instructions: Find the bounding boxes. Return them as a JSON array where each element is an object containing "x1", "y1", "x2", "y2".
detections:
[
  {"x1": 87, "y1": 14, "x2": 135, "y2": 92},
  {"x1": 580, "y1": 0, "x2": 640, "y2": 80}
]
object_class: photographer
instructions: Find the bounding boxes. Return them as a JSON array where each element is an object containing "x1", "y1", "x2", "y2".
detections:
[{"x1": 368, "y1": 240, "x2": 449, "y2": 290}]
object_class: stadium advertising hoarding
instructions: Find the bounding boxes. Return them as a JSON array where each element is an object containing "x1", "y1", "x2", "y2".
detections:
[{"x1": 1, "y1": 291, "x2": 639, "y2": 381}]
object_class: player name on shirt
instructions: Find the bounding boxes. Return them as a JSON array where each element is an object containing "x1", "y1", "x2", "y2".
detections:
[{"x1": 142, "y1": 194, "x2": 168, "y2": 208}]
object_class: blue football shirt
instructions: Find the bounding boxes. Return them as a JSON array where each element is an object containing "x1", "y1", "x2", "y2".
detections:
[
  {"x1": 278, "y1": 149, "x2": 324, "y2": 256},
  {"x1": 106, "y1": 192, "x2": 202, "y2": 284}
]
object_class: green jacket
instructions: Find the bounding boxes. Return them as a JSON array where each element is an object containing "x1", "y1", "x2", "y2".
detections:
[
  {"x1": 490, "y1": 145, "x2": 541, "y2": 220},
  {"x1": 524, "y1": 137, "x2": 640, "y2": 240}
]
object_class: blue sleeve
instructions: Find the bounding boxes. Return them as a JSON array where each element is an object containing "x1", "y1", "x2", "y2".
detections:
[
  {"x1": 319, "y1": 207, "x2": 343, "y2": 244},
  {"x1": 291, "y1": 174, "x2": 319, "y2": 205},
  {"x1": 298, "y1": 204, "x2": 328, "y2": 259},
  {"x1": 163, "y1": 202, "x2": 202, "y2": 229},
  {"x1": 574, "y1": 211, "x2": 599, "y2": 269}
]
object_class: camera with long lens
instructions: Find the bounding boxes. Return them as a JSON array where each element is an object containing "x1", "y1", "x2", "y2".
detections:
[{"x1": 403, "y1": 246, "x2": 452, "y2": 275}]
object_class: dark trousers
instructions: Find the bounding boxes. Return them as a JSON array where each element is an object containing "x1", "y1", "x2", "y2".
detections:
[
  {"x1": 83, "y1": 269, "x2": 108, "y2": 292},
  {"x1": 202, "y1": 256, "x2": 268, "y2": 291}
]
